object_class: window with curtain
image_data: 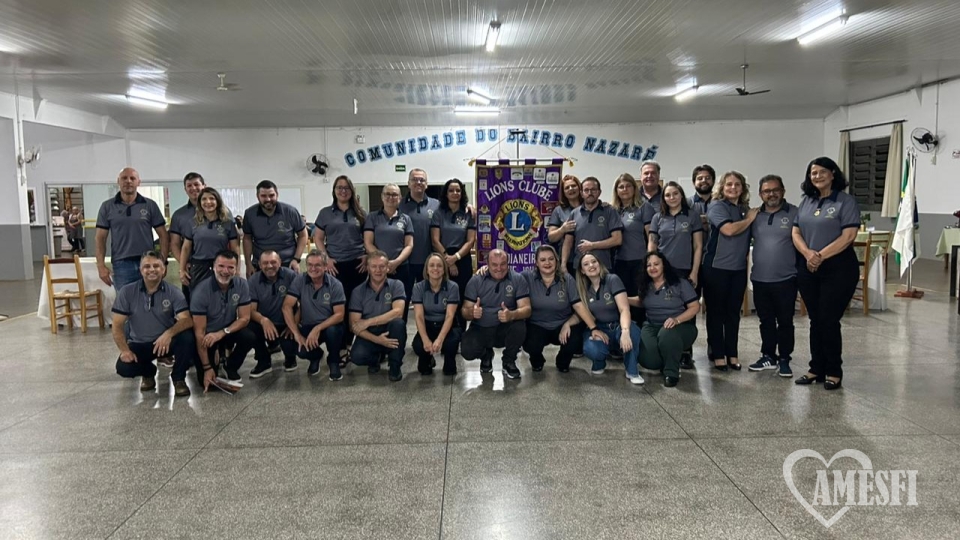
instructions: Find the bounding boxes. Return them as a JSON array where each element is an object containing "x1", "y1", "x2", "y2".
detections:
[{"x1": 849, "y1": 137, "x2": 890, "y2": 211}]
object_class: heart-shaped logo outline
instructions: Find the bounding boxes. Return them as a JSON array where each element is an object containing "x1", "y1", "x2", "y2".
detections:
[{"x1": 782, "y1": 449, "x2": 874, "y2": 528}]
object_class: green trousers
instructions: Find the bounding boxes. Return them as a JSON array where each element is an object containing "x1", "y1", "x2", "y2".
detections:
[{"x1": 639, "y1": 321, "x2": 698, "y2": 378}]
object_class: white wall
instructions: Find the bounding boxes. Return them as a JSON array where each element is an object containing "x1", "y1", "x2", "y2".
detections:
[{"x1": 122, "y1": 119, "x2": 823, "y2": 217}]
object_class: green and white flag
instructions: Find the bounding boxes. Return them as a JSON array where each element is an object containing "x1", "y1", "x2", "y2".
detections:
[{"x1": 891, "y1": 152, "x2": 919, "y2": 277}]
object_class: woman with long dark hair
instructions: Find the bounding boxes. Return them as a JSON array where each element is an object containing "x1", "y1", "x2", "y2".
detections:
[
  {"x1": 314, "y1": 175, "x2": 367, "y2": 362},
  {"x1": 548, "y1": 174, "x2": 582, "y2": 272},
  {"x1": 179, "y1": 187, "x2": 239, "y2": 291},
  {"x1": 431, "y1": 178, "x2": 476, "y2": 326},
  {"x1": 702, "y1": 171, "x2": 757, "y2": 371},
  {"x1": 648, "y1": 181, "x2": 703, "y2": 286},
  {"x1": 635, "y1": 252, "x2": 700, "y2": 387},
  {"x1": 792, "y1": 157, "x2": 860, "y2": 390}
]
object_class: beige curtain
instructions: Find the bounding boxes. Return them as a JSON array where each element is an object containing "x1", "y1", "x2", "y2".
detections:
[
  {"x1": 838, "y1": 131, "x2": 851, "y2": 180},
  {"x1": 880, "y1": 123, "x2": 903, "y2": 217}
]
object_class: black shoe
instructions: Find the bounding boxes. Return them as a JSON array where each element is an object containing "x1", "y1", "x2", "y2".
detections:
[
  {"x1": 418, "y1": 356, "x2": 434, "y2": 375},
  {"x1": 729, "y1": 360, "x2": 742, "y2": 371},
  {"x1": 225, "y1": 368, "x2": 241, "y2": 381},
  {"x1": 557, "y1": 366, "x2": 570, "y2": 373},
  {"x1": 249, "y1": 362, "x2": 273, "y2": 379},
  {"x1": 368, "y1": 363, "x2": 380, "y2": 374},
  {"x1": 388, "y1": 363, "x2": 403, "y2": 382},
  {"x1": 531, "y1": 363, "x2": 544, "y2": 372},
  {"x1": 795, "y1": 373, "x2": 825, "y2": 385},
  {"x1": 664, "y1": 376, "x2": 679, "y2": 388},
  {"x1": 824, "y1": 378, "x2": 842, "y2": 390},
  {"x1": 712, "y1": 359, "x2": 728, "y2": 372},
  {"x1": 283, "y1": 357, "x2": 298, "y2": 372},
  {"x1": 328, "y1": 362, "x2": 343, "y2": 381},
  {"x1": 479, "y1": 350, "x2": 494, "y2": 373},
  {"x1": 679, "y1": 354, "x2": 694, "y2": 370},
  {"x1": 307, "y1": 359, "x2": 321, "y2": 376},
  {"x1": 502, "y1": 361, "x2": 521, "y2": 379}
]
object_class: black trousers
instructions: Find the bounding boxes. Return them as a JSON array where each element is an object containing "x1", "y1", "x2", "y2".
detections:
[
  {"x1": 295, "y1": 323, "x2": 345, "y2": 362},
  {"x1": 115, "y1": 333, "x2": 198, "y2": 382},
  {"x1": 204, "y1": 327, "x2": 256, "y2": 371},
  {"x1": 523, "y1": 322, "x2": 584, "y2": 370},
  {"x1": 614, "y1": 258, "x2": 645, "y2": 324},
  {"x1": 186, "y1": 259, "x2": 214, "y2": 294},
  {"x1": 412, "y1": 320, "x2": 463, "y2": 373},
  {"x1": 249, "y1": 320, "x2": 298, "y2": 363},
  {"x1": 796, "y1": 248, "x2": 859, "y2": 379},
  {"x1": 446, "y1": 248, "x2": 473, "y2": 330},
  {"x1": 702, "y1": 266, "x2": 747, "y2": 360},
  {"x1": 335, "y1": 257, "x2": 366, "y2": 350},
  {"x1": 752, "y1": 278, "x2": 797, "y2": 361},
  {"x1": 352, "y1": 319, "x2": 407, "y2": 366},
  {"x1": 461, "y1": 320, "x2": 526, "y2": 364}
]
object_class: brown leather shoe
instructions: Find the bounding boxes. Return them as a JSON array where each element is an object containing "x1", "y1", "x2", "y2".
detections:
[
  {"x1": 173, "y1": 380, "x2": 190, "y2": 397},
  {"x1": 140, "y1": 377, "x2": 156, "y2": 391}
]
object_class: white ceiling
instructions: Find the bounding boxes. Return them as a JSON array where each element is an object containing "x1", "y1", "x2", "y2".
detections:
[{"x1": 1, "y1": 0, "x2": 959, "y2": 129}]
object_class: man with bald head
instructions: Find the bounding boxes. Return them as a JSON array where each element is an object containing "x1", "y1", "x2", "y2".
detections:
[
  {"x1": 96, "y1": 167, "x2": 169, "y2": 290},
  {"x1": 460, "y1": 249, "x2": 531, "y2": 379}
]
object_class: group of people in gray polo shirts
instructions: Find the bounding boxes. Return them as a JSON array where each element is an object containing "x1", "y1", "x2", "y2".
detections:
[{"x1": 104, "y1": 156, "x2": 860, "y2": 395}]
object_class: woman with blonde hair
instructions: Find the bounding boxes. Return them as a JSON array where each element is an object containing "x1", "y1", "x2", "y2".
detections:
[
  {"x1": 702, "y1": 171, "x2": 757, "y2": 371},
  {"x1": 612, "y1": 173, "x2": 656, "y2": 305},
  {"x1": 179, "y1": 187, "x2": 239, "y2": 291},
  {"x1": 411, "y1": 252, "x2": 462, "y2": 375}
]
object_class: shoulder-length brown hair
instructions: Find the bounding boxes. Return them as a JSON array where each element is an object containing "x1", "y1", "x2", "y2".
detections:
[
  {"x1": 559, "y1": 174, "x2": 581, "y2": 209},
  {"x1": 194, "y1": 187, "x2": 229, "y2": 225},
  {"x1": 612, "y1": 173, "x2": 642, "y2": 210},
  {"x1": 712, "y1": 171, "x2": 751, "y2": 208}
]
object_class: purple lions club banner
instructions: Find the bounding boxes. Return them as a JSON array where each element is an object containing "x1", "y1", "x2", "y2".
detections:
[{"x1": 475, "y1": 158, "x2": 564, "y2": 272}]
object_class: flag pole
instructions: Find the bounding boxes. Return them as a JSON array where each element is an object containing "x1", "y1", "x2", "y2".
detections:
[{"x1": 895, "y1": 148, "x2": 924, "y2": 298}]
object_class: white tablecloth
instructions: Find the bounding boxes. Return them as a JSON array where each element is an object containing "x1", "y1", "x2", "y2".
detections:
[{"x1": 37, "y1": 257, "x2": 117, "y2": 322}]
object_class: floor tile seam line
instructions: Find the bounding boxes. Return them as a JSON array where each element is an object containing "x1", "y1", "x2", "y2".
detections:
[
  {"x1": 690, "y1": 432, "x2": 945, "y2": 441},
  {"x1": 195, "y1": 373, "x2": 285, "y2": 452},
  {"x1": 838, "y1": 387, "x2": 940, "y2": 436},
  {"x1": 436, "y1": 380, "x2": 455, "y2": 540},
  {"x1": 103, "y1": 446, "x2": 206, "y2": 540},
  {"x1": 198, "y1": 435, "x2": 697, "y2": 452},
  {"x1": 638, "y1": 384, "x2": 698, "y2": 440},
  {"x1": 0, "y1": 380, "x2": 102, "y2": 435},
  {"x1": 685, "y1": 436, "x2": 789, "y2": 539},
  {"x1": 936, "y1": 434, "x2": 960, "y2": 448},
  {"x1": 104, "y1": 376, "x2": 284, "y2": 538}
]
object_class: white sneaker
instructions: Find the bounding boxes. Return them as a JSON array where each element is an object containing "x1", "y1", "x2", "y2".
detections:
[
  {"x1": 626, "y1": 373, "x2": 645, "y2": 385},
  {"x1": 590, "y1": 368, "x2": 605, "y2": 375}
]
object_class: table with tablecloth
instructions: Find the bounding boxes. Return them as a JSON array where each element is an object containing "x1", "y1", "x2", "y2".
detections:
[{"x1": 935, "y1": 227, "x2": 960, "y2": 297}]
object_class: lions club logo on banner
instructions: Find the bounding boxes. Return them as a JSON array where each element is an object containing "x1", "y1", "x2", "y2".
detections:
[{"x1": 494, "y1": 199, "x2": 543, "y2": 251}]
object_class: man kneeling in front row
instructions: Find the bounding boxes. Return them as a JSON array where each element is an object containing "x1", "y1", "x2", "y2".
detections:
[
  {"x1": 282, "y1": 250, "x2": 346, "y2": 379},
  {"x1": 112, "y1": 250, "x2": 198, "y2": 397},
  {"x1": 349, "y1": 250, "x2": 407, "y2": 381},
  {"x1": 248, "y1": 250, "x2": 300, "y2": 377}
]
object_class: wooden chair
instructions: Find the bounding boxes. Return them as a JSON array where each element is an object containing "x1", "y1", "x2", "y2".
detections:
[
  {"x1": 850, "y1": 233, "x2": 873, "y2": 315},
  {"x1": 43, "y1": 255, "x2": 105, "y2": 334}
]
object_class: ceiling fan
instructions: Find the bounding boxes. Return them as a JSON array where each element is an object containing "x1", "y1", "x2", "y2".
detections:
[
  {"x1": 726, "y1": 64, "x2": 770, "y2": 96},
  {"x1": 214, "y1": 72, "x2": 241, "y2": 92}
]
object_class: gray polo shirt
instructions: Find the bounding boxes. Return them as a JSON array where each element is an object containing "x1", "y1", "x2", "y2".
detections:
[
  {"x1": 314, "y1": 205, "x2": 365, "y2": 262},
  {"x1": 249, "y1": 266, "x2": 298, "y2": 325},
  {"x1": 183, "y1": 218, "x2": 238, "y2": 261},
  {"x1": 548, "y1": 205, "x2": 576, "y2": 229},
  {"x1": 242, "y1": 201, "x2": 305, "y2": 263},
  {"x1": 95, "y1": 193, "x2": 166, "y2": 260},
  {"x1": 364, "y1": 210, "x2": 414, "y2": 261},
  {"x1": 287, "y1": 272, "x2": 346, "y2": 326},
  {"x1": 349, "y1": 278, "x2": 406, "y2": 319},
  {"x1": 524, "y1": 270, "x2": 581, "y2": 330},
  {"x1": 617, "y1": 204, "x2": 656, "y2": 262},
  {"x1": 568, "y1": 204, "x2": 624, "y2": 270},
  {"x1": 169, "y1": 202, "x2": 233, "y2": 239},
  {"x1": 463, "y1": 270, "x2": 530, "y2": 328},
  {"x1": 705, "y1": 200, "x2": 751, "y2": 271},
  {"x1": 650, "y1": 210, "x2": 703, "y2": 271},
  {"x1": 399, "y1": 195, "x2": 441, "y2": 266},
  {"x1": 430, "y1": 207, "x2": 476, "y2": 251},
  {"x1": 751, "y1": 203, "x2": 799, "y2": 283},
  {"x1": 794, "y1": 191, "x2": 860, "y2": 252},
  {"x1": 643, "y1": 279, "x2": 699, "y2": 326},
  {"x1": 642, "y1": 188, "x2": 663, "y2": 208},
  {"x1": 411, "y1": 279, "x2": 460, "y2": 322},
  {"x1": 189, "y1": 276, "x2": 251, "y2": 333},
  {"x1": 584, "y1": 274, "x2": 626, "y2": 325},
  {"x1": 112, "y1": 280, "x2": 188, "y2": 343}
]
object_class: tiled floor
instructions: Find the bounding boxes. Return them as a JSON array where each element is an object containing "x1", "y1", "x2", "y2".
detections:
[{"x1": 0, "y1": 259, "x2": 958, "y2": 539}]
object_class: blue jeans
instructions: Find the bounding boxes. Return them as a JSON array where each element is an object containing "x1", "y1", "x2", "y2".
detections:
[
  {"x1": 582, "y1": 322, "x2": 642, "y2": 377},
  {"x1": 112, "y1": 258, "x2": 141, "y2": 291}
]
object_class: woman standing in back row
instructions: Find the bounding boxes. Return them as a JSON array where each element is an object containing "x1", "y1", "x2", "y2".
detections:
[
  {"x1": 792, "y1": 157, "x2": 860, "y2": 390},
  {"x1": 431, "y1": 178, "x2": 476, "y2": 328}
]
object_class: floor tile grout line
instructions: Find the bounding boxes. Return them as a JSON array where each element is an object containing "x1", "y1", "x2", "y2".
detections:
[
  {"x1": 643, "y1": 384, "x2": 788, "y2": 539},
  {"x1": 0, "y1": 380, "x2": 101, "y2": 435},
  {"x1": 436, "y1": 381, "x2": 455, "y2": 540},
  {"x1": 104, "y1": 374, "x2": 282, "y2": 539}
]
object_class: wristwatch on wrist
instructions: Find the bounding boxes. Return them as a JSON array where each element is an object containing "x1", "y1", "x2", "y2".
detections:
[{"x1": 223, "y1": 327, "x2": 231, "y2": 335}]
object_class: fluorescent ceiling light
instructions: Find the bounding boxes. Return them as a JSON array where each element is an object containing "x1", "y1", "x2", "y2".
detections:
[
  {"x1": 467, "y1": 88, "x2": 493, "y2": 105},
  {"x1": 485, "y1": 21, "x2": 501, "y2": 52},
  {"x1": 454, "y1": 105, "x2": 500, "y2": 115},
  {"x1": 797, "y1": 14, "x2": 849, "y2": 45},
  {"x1": 674, "y1": 85, "x2": 699, "y2": 102},
  {"x1": 125, "y1": 94, "x2": 169, "y2": 110}
]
